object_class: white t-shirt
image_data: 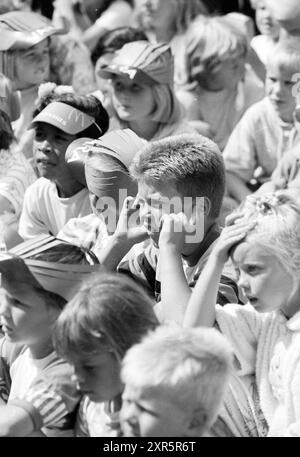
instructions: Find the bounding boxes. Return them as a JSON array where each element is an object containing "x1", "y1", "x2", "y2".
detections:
[
  {"x1": 6, "y1": 346, "x2": 80, "y2": 437},
  {"x1": 75, "y1": 396, "x2": 120, "y2": 437},
  {"x1": 223, "y1": 97, "x2": 300, "y2": 183},
  {"x1": 19, "y1": 178, "x2": 91, "y2": 239},
  {"x1": 9, "y1": 349, "x2": 57, "y2": 401}
]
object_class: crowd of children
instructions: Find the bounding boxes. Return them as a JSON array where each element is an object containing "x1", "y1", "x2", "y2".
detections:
[{"x1": 1, "y1": 0, "x2": 300, "y2": 438}]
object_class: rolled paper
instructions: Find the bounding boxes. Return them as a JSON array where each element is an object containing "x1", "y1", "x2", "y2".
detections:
[{"x1": 7, "y1": 235, "x2": 103, "y2": 301}]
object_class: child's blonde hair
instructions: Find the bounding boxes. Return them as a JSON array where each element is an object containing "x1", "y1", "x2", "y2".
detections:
[
  {"x1": 237, "y1": 190, "x2": 300, "y2": 278},
  {"x1": 266, "y1": 40, "x2": 300, "y2": 76},
  {"x1": 121, "y1": 326, "x2": 233, "y2": 430},
  {"x1": 186, "y1": 15, "x2": 248, "y2": 82}
]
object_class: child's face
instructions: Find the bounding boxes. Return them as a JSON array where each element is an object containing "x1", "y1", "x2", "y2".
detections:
[
  {"x1": 71, "y1": 351, "x2": 123, "y2": 403},
  {"x1": 265, "y1": 63, "x2": 296, "y2": 122},
  {"x1": 111, "y1": 76, "x2": 156, "y2": 122},
  {"x1": 135, "y1": 181, "x2": 194, "y2": 247},
  {"x1": 191, "y1": 55, "x2": 246, "y2": 92},
  {"x1": 255, "y1": 1, "x2": 280, "y2": 39},
  {"x1": 15, "y1": 39, "x2": 50, "y2": 90},
  {"x1": 34, "y1": 123, "x2": 77, "y2": 180},
  {"x1": 0, "y1": 287, "x2": 57, "y2": 346},
  {"x1": 231, "y1": 241, "x2": 293, "y2": 313},
  {"x1": 121, "y1": 385, "x2": 191, "y2": 437}
]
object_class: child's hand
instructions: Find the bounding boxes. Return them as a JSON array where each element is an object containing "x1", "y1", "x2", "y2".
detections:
[
  {"x1": 114, "y1": 197, "x2": 148, "y2": 246},
  {"x1": 158, "y1": 213, "x2": 195, "y2": 253},
  {"x1": 212, "y1": 213, "x2": 255, "y2": 264}
]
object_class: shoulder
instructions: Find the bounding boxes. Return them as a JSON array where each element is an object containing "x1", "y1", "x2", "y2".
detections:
[
  {"x1": 241, "y1": 97, "x2": 270, "y2": 120},
  {"x1": 25, "y1": 178, "x2": 52, "y2": 195}
]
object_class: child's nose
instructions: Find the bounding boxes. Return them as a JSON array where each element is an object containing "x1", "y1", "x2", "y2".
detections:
[
  {"x1": 121, "y1": 402, "x2": 138, "y2": 424},
  {"x1": 273, "y1": 81, "x2": 284, "y2": 96},
  {"x1": 237, "y1": 273, "x2": 249, "y2": 291},
  {"x1": 72, "y1": 368, "x2": 86, "y2": 386},
  {"x1": 38, "y1": 140, "x2": 52, "y2": 153},
  {"x1": 0, "y1": 299, "x2": 11, "y2": 319}
]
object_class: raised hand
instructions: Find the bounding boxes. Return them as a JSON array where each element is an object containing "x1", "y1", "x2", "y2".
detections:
[
  {"x1": 115, "y1": 196, "x2": 148, "y2": 246},
  {"x1": 158, "y1": 212, "x2": 196, "y2": 253},
  {"x1": 212, "y1": 212, "x2": 256, "y2": 264}
]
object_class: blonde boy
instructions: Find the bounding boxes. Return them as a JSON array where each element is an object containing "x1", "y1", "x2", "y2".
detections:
[
  {"x1": 176, "y1": 15, "x2": 264, "y2": 150},
  {"x1": 120, "y1": 326, "x2": 233, "y2": 437},
  {"x1": 224, "y1": 41, "x2": 300, "y2": 204}
]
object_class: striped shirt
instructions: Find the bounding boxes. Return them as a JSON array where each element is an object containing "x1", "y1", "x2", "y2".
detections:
[
  {"x1": 118, "y1": 224, "x2": 245, "y2": 306},
  {"x1": 1, "y1": 340, "x2": 80, "y2": 437}
]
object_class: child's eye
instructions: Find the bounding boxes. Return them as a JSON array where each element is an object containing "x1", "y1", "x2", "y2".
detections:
[
  {"x1": 131, "y1": 84, "x2": 142, "y2": 93},
  {"x1": 83, "y1": 365, "x2": 96, "y2": 373},
  {"x1": 7, "y1": 297, "x2": 26, "y2": 309},
  {"x1": 113, "y1": 81, "x2": 123, "y2": 91},
  {"x1": 246, "y1": 265, "x2": 261, "y2": 275},
  {"x1": 35, "y1": 131, "x2": 45, "y2": 140},
  {"x1": 55, "y1": 135, "x2": 68, "y2": 143}
]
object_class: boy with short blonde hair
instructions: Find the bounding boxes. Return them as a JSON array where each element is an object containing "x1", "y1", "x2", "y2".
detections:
[
  {"x1": 120, "y1": 326, "x2": 233, "y2": 437},
  {"x1": 224, "y1": 40, "x2": 300, "y2": 204}
]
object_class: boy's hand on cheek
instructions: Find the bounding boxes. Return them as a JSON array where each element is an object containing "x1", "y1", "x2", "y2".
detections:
[{"x1": 158, "y1": 213, "x2": 191, "y2": 253}]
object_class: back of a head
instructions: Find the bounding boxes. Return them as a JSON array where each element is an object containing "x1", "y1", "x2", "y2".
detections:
[
  {"x1": 130, "y1": 133, "x2": 225, "y2": 219},
  {"x1": 186, "y1": 15, "x2": 248, "y2": 80},
  {"x1": 54, "y1": 271, "x2": 158, "y2": 362},
  {"x1": 121, "y1": 326, "x2": 233, "y2": 432}
]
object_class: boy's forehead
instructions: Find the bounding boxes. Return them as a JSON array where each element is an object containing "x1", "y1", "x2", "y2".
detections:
[
  {"x1": 137, "y1": 181, "x2": 178, "y2": 199},
  {"x1": 123, "y1": 384, "x2": 183, "y2": 414},
  {"x1": 266, "y1": 62, "x2": 295, "y2": 79}
]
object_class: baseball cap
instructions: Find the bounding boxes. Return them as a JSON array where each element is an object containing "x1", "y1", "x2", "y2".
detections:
[
  {"x1": 3, "y1": 235, "x2": 102, "y2": 301},
  {"x1": 66, "y1": 129, "x2": 147, "y2": 170},
  {"x1": 0, "y1": 11, "x2": 65, "y2": 51},
  {"x1": 65, "y1": 129, "x2": 147, "y2": 187},
  {"x1": 97, "y1": 41, "x2": 174, "y2": 86},
  {"x1": 30, "y1": 101, "x2": 103, "y2": 136}
]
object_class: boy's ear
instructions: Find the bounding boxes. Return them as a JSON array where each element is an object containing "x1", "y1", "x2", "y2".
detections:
[{"x1": 190, "y1": 197, "x2": 211, "y2": 225}]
